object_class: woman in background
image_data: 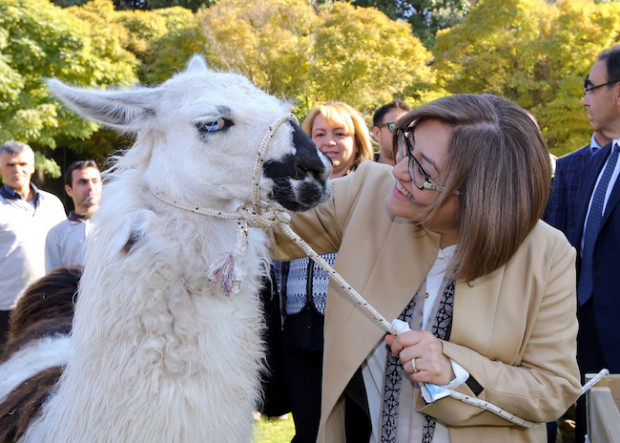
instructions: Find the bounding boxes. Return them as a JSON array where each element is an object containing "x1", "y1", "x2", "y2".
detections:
[{"x1": 277, "y1": 101, "x2": 373, "y2": 443}]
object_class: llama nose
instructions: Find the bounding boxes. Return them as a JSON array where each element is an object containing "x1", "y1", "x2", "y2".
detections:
[{"x1": 289, "y1": 121, "x2": 333, "y2": 179}]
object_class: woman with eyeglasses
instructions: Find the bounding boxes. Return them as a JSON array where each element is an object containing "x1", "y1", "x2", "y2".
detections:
[{"x1": 271, "y1": 94, "x2": 581, "y2": 442}]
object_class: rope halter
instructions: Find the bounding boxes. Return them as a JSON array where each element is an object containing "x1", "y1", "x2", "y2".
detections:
[{"x1": 151, "y1": 113, "x2": 296, "y2": 296}]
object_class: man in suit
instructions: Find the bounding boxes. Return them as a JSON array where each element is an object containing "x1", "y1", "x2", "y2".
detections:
[
  {"x1": 544, "y1": 130, "x2": 610, "y2": 443},
  {"x1": 544, "y1": 130, "x2": 611, "y2": 239},
  {"x1": 569, "y1": 46, "x2": 620, "y2": 442}
]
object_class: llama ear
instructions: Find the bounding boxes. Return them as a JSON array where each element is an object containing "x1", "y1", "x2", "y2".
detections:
[
  {"x1": 45, "y1": 78, "x2": 161, "y2": 132},
  {"x1": 185, "y1": 54, "x2": 209, "y2": 75}
]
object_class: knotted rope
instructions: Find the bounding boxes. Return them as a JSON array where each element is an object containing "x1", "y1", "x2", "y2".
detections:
[{"x1": 151, "y1": 113, "x2": 608, "y2": 428}]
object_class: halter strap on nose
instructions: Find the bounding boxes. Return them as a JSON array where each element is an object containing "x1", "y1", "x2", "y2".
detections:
[
  {"x1": 150, "y1": 113, "x2": 298, "y2": 296},
  {"x1": 251, "y1": 114, "x2": 299, "y2": 213}
]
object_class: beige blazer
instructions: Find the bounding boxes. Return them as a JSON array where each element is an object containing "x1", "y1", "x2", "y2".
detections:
[{"x1": 272, "y1": 161, "x2": 581, "y2": 442}]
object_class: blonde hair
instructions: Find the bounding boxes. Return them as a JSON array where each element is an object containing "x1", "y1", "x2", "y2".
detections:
[
  {"x1": 393, "y1": 94, "x2": 552, "y2": 282},
  {"x1": 302, "y1": 101, "x2": 374, "y2": 170}
]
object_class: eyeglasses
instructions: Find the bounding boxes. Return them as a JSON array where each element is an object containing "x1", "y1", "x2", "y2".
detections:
[
  {"x1": 376, "y1": 121, "x2": 397, "y2": 133},
  {"x1": 584, "y1": 79, "x2": 619, "y2": 94},
  {"x1": 396, "y1": 127, "x2": 460, "y2": 195}
]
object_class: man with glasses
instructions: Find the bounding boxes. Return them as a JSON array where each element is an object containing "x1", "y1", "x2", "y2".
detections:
[
  {"x1": 568, "y1": 46, "x2": 620, "y2": 442},
  {"x1": 372, "y1": 100, "x2": 409, "y2": 165}
]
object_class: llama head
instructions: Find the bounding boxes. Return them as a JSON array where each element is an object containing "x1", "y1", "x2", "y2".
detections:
[{"x1": 45, "y1": 55, "x2": 332, "y2": 212}]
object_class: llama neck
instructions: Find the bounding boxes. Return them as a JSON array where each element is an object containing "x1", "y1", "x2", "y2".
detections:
[{"x1": 26, "y1": 193, "x2": 269, "y2": 442}]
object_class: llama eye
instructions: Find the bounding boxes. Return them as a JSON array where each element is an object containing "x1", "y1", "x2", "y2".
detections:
[{"x1": 197, "y1": 118, "x2": 232, "y2": 133}]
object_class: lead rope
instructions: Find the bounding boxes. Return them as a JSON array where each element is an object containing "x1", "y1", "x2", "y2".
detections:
[
  {"x1": 150, "y1": 114, "x2": 608, "y2": 428},
  {"x1": 277, "y1": 220, "x2": 609, "y2": 428}
]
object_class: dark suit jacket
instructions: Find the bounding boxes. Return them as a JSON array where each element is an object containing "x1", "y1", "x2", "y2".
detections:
[
  {"x1": 544, "y1": 144, "x2": 595, "y2": 240},
  {"x1": 569, "y1": 142, "x2": 620, "y2": 372}
]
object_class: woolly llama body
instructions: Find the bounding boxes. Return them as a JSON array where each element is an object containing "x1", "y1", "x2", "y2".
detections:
[{"x1": 3, "y1": 56, "x2": 331, "y2": 442}]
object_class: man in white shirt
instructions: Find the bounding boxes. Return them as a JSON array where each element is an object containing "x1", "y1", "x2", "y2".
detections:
[
  {"x1": 0, "y1": 141, "x2": 66, "y2": 345},
  {"x1": 45, "y1": 160, "x2": 102, "y2": 272}
]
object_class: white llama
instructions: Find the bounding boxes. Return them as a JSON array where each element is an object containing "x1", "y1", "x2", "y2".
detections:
[{"x1": 2, "y1": 55, "x2": 332, "y2": 442}]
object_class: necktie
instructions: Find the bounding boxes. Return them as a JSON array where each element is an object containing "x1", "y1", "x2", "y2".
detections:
[{"x1": 577, "y1": 144, "x2": 620, "y2": 306}]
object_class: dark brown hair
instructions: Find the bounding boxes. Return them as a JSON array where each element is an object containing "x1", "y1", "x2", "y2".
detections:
[
  {"x1": 393, "y1": 94, "x2": 551, "y2": 282},
  {"x1": 9, "y1": 266, "x2": 82, "y2": 339},
  {"x1": 65, "y1": 160, "x2": 99, "y2": 187}
]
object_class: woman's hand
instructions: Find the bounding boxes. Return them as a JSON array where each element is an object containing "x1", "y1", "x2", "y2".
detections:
[{"x1": 385, "y1": 331, "x2": 455, "y2": 385}]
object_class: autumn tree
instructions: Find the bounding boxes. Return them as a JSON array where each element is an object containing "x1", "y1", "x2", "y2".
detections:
[
  {"x1": 197, "y1": 0, "x2": 434, "y2": 118},
  {"x1": 310, "y1": 1, "x2": 434, "y2": 114},
  {"x1": 432, "y1": 0, "x2": 620, "y2": 155},
  {"x1": 351, "y1": 0, "x2": 477, "y2": 48},
  {"x1": 537, "y1": 0, "x2": 620, "y2": 153},
  {"x1": 115, "y1": 5, "x2": 204, "y2": 84},
  {"x1": 51, "y1": 0, "x2": 202, "y2": 165},
  {"x1": 0, "y1": 0, "x2": 138, "y2": 176},
  {"x1": 197, "y1": 0, "x2": 318, "y2": 116}
]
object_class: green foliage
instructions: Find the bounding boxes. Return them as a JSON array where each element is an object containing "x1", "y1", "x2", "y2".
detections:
[
  {"x1": 34, "y1": 151, "x2": 62, "y2": 178},
  {"x1": 352, "y1": 0, "x2": 475, "y2": 48},
  {"x1": 311, "y1": 2, "x2": 435, "y2": 113},
  {"x1": 432, "y1": 0, "x2": 620, "y2": 155},
  {"x1": 3, "y1": 0, "x2": 620, "y2": 169},
  {"x1": 198, "y1": 0, "x2": 433, "y2": 118},
  {"x1": 0, "y1": 0, "x2": 138, "y2": 175},
  {"x1": 54, "y1": 1, "x2": 202, "y2": 166}
]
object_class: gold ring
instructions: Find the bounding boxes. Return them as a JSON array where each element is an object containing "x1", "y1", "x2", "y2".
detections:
[{"x1": 411, "y1": 357, "x2": 418, "y2": 373}]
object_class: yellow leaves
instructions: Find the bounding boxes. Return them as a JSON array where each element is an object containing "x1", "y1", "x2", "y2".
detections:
[
  {"x1": 312, "y1": 2, "x2": 432, "y2": 110},
  {"x1": 197, "y1": 0, "x2": 317, "y2": 111},
  {"x1": 2, "y1": 0, "x2": 615, "y2": 165},
  {"x1": 198, "y1": 0, "x2": 432, "y2": 116},
  {"x1": 434, "y1": 0, "x2": 620, "y2": 153}
]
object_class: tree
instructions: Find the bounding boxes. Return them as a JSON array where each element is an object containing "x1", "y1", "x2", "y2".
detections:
[
  {"x1": 52, "y1": 0, "x2": 216, "y2": 12},
  {"x1": 115, "y1": 5, "x2": 204, "y2": 84},
  {"x1": 310, "y1": 2, "x2": 434, "y2": 113},
  {"x1": 352, "y1": 0, "x2": 477, "y2": 48},
  {"x1": 50, "y1": 0, "x2": 202, "y2": 166},
  {"x1": 537, "y1": 0, "x2": 620, "y2": 153},
  {"x1": 197, "y1": 0, "x2": 317, "y2": 115},
  {"x1": 0, "y1": 0, "x2": 138, "y2": 175},
  {"x1": 197, "y1": 0, "x2": 434, "y2": 118},
  {"x1": 432, "y1": 0, "x2": 620, "y2": 155}
]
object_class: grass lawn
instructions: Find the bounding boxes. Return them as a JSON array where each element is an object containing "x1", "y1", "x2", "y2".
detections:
[{"x1": 253, "y1": 413, "x2": 295, "y2": 443}]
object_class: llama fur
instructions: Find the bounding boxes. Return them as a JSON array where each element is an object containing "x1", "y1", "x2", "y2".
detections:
[{"x1": 9, "y1": 55, "x2": 331, "y2": 442}]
